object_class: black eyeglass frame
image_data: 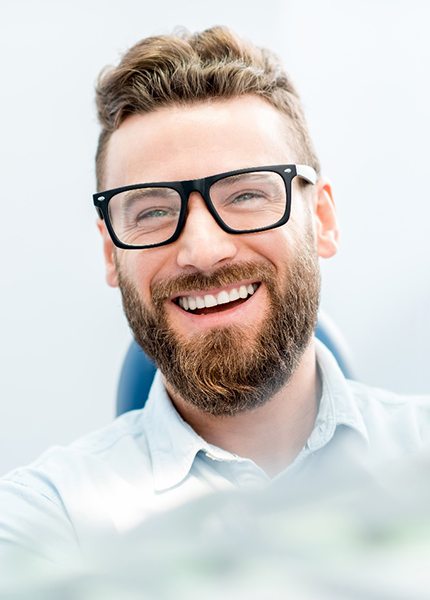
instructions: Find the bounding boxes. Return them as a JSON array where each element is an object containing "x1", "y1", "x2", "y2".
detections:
[{"x1": 93, "y1": 163, "x2": 317, "y2": 250}]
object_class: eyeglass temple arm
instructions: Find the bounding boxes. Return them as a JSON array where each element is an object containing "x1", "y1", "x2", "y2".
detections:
[{"x1": 296, "y1": 164, "x2": 317, "y2": 185}]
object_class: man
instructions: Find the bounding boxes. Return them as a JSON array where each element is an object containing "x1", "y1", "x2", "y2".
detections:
[{"x1": 1, "y1": 26, "x2": 429, "y2": 564}]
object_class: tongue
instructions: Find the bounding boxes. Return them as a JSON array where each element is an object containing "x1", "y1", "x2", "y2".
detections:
[{"x1": 192, "y1": 297, "x2": 248, "y2": 315}]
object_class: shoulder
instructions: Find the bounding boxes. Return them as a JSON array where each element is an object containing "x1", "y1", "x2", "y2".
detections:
[
  {"x1": 0, "y1": 409, "x2": 155, "y2": 561},
  {"x1": 68, "y1": 407, "x2": 151, "y2": 460},
  {"x1": 348, "y1": 378, "x2": 430, "y2": 415},
  {"x1": 3, "y1": 408, "x2": 152, "y2": 489},
  {"x1": 0, "y1": 408, "x2": 154, "y2": 523},
  {"x1": 347, "y1": 379, "x2": 430, "y2": 453}
]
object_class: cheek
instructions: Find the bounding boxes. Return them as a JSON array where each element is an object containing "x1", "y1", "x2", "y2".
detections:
[
  {"x1": 289, "y1": 191, "x2": 312, "y2": 228},
  {"x1": 115, "y1": 253, "x2": 150, "y2": 300},
  {"x1": 287, "y1": 197, "x2": 318, "y2": 247},
  {"x1": 118, "y1": 247, "x2": 173, "y2": 301},
  {"x1": 248, "y1": 229, "x2": 295, "y2": 274},
  {"x1": 252, "y1": 215, "x2": 316, "y2": 281}
]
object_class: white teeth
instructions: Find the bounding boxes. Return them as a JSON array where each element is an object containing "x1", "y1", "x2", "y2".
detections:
[
  {"x1": 196, "y1": 296, "x2": 205, "y2": 309},
  {"x1": 239, "y1": 285, "x2": 248, "y2": 299},
  {"x1": 217, "y1": 290, "x2": 230, "y2": 304},
  {"x1": 204, "y1": 294, "x2": 217, "y2": 308},
  {"x1": 178, "y1": 283, "x2": 259, "y2": 312}
]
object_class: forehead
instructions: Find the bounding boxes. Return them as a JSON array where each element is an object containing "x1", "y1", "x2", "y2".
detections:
[{"x1": 104, "y1": 95, "x2": 299, "y2": 189}]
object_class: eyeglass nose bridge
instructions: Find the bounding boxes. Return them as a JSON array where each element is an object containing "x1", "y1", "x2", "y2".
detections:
[
  {"x1": 176, "y1": 177, "x2": 226, "y2": 234},
  {"x1": 180, "y1": 176, "x2": 210, "y2": 204}
]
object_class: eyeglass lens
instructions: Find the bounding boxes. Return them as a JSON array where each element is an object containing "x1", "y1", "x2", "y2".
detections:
[{"x1": 108, "y1": 170, "x2": 287, "y2": 247}]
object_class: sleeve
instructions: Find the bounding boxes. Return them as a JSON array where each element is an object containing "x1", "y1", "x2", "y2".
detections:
[{"x1": 0, "y1": 472, "x2": 81, "y2": 568}]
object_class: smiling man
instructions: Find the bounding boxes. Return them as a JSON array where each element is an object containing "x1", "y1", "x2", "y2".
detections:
[
  {"x1": 1, "y1": 26, "x2": 429, "y2": 564},
  {"x1": 97, "y1": 94, "x2": 329, "y2": 476}
]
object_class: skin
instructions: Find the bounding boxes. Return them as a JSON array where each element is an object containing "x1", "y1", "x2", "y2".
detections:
[{"x1": 98, "y1": 95, "x2": 339, "y2": 476}]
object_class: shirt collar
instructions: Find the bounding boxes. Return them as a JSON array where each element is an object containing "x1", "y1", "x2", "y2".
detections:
[
  {"x1": 142, "y1": 339, "x2": 369, "y2": 491},
  {"x1": 310, "y1": 338, "x2": 369, "y2": 450},
  {"x1": 143, "y1": 371, "x2": 236, "y2": 491}
]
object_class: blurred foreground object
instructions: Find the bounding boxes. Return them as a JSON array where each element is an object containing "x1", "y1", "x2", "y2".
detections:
[{"x1": 1, "y1": 446, "x2": 430, "y2": 600}]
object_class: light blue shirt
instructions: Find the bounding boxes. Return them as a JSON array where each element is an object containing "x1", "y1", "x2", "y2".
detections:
[{"x1": 0, "y1": 340, "x2": 429, "y2": 564}]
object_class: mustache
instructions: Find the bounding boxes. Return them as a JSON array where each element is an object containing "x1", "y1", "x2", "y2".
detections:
[{"x1": 151, "y1": 261, "x2": 275, "y2": 305}]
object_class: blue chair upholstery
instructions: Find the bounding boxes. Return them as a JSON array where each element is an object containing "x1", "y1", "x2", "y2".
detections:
[
  {"x1": 116, "y1": 313, "x2": 354, "y2": 416},
  {"x1": 117, "y1": 343, "x2": 157, "y2": 417}
]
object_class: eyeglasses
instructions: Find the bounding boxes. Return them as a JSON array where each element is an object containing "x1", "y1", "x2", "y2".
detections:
[{"x1": 93, "y1": 164, "x2": 317, "y2": 250}]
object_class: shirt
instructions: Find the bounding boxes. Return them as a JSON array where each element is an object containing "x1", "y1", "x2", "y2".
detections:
[{"x1": 0, "y1": 340, "x2": 429, "y2": 564}]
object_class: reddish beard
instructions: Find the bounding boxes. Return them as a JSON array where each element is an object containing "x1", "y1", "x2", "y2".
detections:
[{"x1": 117, "y1": 244, "x2": 320, "y2": 416}]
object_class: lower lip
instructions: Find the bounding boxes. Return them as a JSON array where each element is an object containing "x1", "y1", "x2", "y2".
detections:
[{"x1": 168, "y1": 285, "x2": 264, "y2": 330}]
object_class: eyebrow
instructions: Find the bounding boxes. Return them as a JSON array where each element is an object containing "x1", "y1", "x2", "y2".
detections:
[
  {"x1": 213, "y1": 172, "x2": 276, "y2": 187},
  {"x1": 121, "y1": 187, "x2": 179, "y2": 207}
]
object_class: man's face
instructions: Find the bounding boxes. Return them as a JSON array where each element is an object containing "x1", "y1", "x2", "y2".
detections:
[{"x1": 99, "y1": 96, "x2": 338, "y2": 415}]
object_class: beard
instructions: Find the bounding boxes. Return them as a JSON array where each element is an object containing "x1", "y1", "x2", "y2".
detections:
[{"x1": 117, "y1": 232, "x2": 320, "y2": 417}]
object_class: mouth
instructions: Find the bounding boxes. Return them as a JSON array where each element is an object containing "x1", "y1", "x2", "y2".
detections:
[{"x1": 172, "y1": 282, "x2": 260, "y2": 316}]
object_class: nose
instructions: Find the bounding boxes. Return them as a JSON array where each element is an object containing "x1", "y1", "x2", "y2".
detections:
[{"x1": 176, "y1": 192, "x2": 238, "y2": 272}]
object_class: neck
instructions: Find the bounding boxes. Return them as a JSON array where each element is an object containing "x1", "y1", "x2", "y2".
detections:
[{"x1": 165, "y1": 339, "x2": 321, "y2": 477}]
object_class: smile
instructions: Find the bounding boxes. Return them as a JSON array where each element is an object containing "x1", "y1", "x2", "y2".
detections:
[{"x1": 174, "y1": 283, "x2": 260, "y2": 313}]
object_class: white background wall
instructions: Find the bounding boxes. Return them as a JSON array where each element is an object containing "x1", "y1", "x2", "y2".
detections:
[{"x1": 0, "y1": 0, "x2": 429, "y2": 475}]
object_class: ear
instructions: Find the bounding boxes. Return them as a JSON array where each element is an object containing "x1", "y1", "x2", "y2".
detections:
[
  {"x1": 313, "y1": 178, "x2": 339, "y2": 259},
  {"x1": 97, "y1": 219, "x2": 119, "y2": 287}
]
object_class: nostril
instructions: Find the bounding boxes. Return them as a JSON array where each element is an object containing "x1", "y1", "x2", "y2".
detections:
[
  {"x1": 176, "y1": 243, "x2": 237, "y2": 270},
  {"x1": 176, "y1": 229, "x2": 238, "y2": 270}
]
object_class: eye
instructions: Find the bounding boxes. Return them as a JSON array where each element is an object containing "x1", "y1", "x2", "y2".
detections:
[
  {"x1": 136, "y1": 207, "x2": 173, "y2": 221},
  {"x1": 223, "y1": 189, "x2": 268, "y2": 210},
  {"x1": 231, "y1": 191, "x2": 264, "y2": 203}
]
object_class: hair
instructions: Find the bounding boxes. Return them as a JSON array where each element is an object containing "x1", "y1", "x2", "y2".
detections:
[{"x1": 95, "y1": 26, "x2": 320, "y2": 190}]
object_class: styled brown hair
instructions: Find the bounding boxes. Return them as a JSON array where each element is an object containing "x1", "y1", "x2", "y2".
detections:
[{"x1": 95, "y1": 26, "x2": 320, "y2": 189}]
